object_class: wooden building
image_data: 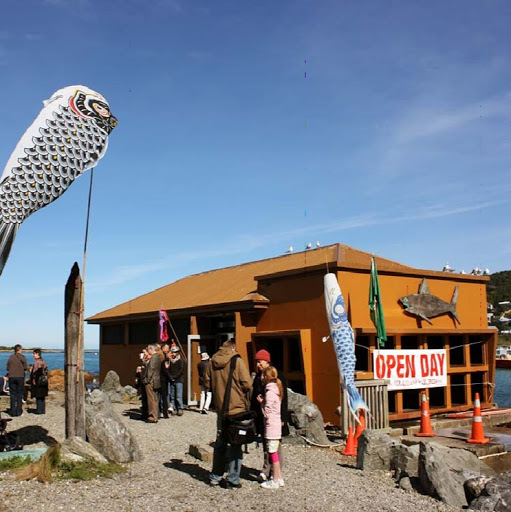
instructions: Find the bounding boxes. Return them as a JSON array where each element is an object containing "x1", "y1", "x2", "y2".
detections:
[{"x1": 87, "y1": 243, "x2": 496, "y2": 423}]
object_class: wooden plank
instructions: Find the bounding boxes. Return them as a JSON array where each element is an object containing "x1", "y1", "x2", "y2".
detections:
[{"x1": 64, "y1": 262, "x2": 85, "y2": 440}]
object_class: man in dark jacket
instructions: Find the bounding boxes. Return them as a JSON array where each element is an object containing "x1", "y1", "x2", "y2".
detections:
[
  {"x1": 6, "y1": 344, "x2": 28, "y2": 417},
  {"x1": 143, "y1": 344, "x2": 161, "y2": 423},
  {"x1": 205, "y1": 339, "x2": 252, "y2": 489},
  {"x1": 250, "y1": 349, "x2": 289, "y2": 482}
]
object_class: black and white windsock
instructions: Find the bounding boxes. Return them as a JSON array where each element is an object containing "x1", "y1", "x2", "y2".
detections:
[{"x1": 0, "y1": 85, "x2": 117, "y2": 276}]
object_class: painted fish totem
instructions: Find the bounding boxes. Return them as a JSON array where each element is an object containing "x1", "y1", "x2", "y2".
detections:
[
  {"x1": 324, "y1": 273, "x2": 369, "y2": 420},
  {"x1": 0, "y1": 85, "x2": 117, "y2": 276}
]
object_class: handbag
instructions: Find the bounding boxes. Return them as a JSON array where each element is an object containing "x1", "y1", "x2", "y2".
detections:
[
  {"x1": 38, "y1": 367, "x2": 48, "y2": 387},
  {"x1": 222, "y1": 356, "x2": 257, "y2": 445}
]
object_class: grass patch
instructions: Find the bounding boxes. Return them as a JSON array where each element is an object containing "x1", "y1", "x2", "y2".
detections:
[
  {"x1": 56, "y1": 459, "x2": 125, "y2": 481},
  {"x1": 0, "y1": 455, "x2": 33, "y2": 470},
  {"x1": 14, "y1": 443, "x2": 125, "y2": 482}
]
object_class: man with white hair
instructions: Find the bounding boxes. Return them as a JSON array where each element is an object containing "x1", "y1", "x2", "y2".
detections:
[{"x1": 143, "y1": 344, "x2": 161, "y2": 423}]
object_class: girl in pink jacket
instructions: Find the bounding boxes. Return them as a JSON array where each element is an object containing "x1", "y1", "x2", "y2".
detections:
[{"x1": 257, "y1": 366, "x2": 284, "y2": 489}]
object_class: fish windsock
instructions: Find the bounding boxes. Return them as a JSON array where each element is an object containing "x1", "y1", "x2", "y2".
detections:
[
  {"x1": 0, "y1": 85, "x2": 117, "y2": 276},
  {"x1": 324, "y1": 273, "x2": 369, "y2": 420}
]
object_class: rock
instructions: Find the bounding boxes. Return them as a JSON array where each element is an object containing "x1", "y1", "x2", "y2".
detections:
[
  {"x1": 287, "y1": 389, "x2": 331, "y2": 445},
  {"x1": 399, "y1": 476, "x2": 414, "y2": 492},
  {"x1": 469, "y1": 472, "x2": 511, "y2": 511},
  {"x1": 123, "y1": 385, "x2": 138, "y2": 399},
  {"x1": 85, "y1": 389, "x2": 142, "y2": 463},
  {"x1": 101, "y1": 370, "x2": 124, "y2": 403},
  {"x1": 465, "y1": 475, "x2": 493, "y2": 503},
  {"x1": 356, "y1": 430, "x2": 398, "y2": 471},
  {"x1": 392, "y1": 443, "x2": 420, "y2": 480},
  {"x1": 189, "y1": 444, "x2": 213, "y2": 463},
  {"x1": 418, "y1": 442, "x2": 495, "y2": 509},
  {"x1": 60, "y1": 436, "x2": 109, "y2": 465}
]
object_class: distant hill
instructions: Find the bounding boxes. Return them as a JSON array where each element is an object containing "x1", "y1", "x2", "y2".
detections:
[{"x1": 488, "y1": 271, "x2": 511, "y2": 311}]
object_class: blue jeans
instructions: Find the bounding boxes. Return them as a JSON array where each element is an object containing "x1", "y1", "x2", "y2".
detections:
[
  {"x1": 169, "y1": 382, "x2": 183, "y2": 412},
  {"x1": 210, "y1": 414, "x2": 243, "y2": 485},
  {"x1": 9, "y1": 377, "x2": 24, "y2": 416}
]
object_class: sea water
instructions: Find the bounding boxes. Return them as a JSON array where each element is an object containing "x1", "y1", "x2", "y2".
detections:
[{"x1": 0, "y1": 351, "x2": 99, "y2": 376}]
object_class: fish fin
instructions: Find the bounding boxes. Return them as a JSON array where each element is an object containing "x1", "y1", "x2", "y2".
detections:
[
  {"x1": 419, "y1": 278, "x2": 430, "y2": 295},
  {"x1": 450, "y1": 286, "x2": 460, "y2": 324},
  {"x1": 451, "y1": 286, "x2": 459, "y2": 305},
  {"x1": 0, "y1": 222, "x2": 18, "y2": 277},
  {"x1": 346, "y1": 383, "x2": 369, "y2": 424},
  {"x1": 419, "y1": 313, "x2": 433, "y2": 325}
]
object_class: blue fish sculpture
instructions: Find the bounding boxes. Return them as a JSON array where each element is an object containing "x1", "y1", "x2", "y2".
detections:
[{"x1": 324, "y1": 273, "x2": 369, "y2": 420}]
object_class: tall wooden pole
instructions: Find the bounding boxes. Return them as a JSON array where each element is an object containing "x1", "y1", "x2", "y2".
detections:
[{"x1": 65, "y1": 262, "x2": 85, "y2": 439}]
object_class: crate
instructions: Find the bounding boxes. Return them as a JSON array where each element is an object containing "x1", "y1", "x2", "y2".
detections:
[{"x1": 341, "y1": 379, "x2": 390, "y2": 436}]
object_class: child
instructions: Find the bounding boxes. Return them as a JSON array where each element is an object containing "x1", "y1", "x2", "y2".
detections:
[{"x1": 257, "y1": 365, "x2": 284, "y2": 489}]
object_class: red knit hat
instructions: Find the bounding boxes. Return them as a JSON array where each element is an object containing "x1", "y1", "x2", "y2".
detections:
[{"x1": 255, "y1": 349, "x2": 271, "y2": 362}]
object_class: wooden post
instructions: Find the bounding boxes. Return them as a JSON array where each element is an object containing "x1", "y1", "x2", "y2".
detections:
[{"x1": 65, "y1": 262, "x2": 86, "y2": 439}]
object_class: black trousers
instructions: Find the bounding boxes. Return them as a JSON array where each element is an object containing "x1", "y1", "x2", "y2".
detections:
[
  {"x1": 35, "y1": 397, "x2": 46, "y2": 414},
  {"x1": 9, "y1": 377, "x2": 24, "y2": 416}
]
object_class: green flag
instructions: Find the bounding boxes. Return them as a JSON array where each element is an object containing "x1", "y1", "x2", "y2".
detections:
[{"x1": 369, "y1": 255, "x2": 387, "y2": 348}]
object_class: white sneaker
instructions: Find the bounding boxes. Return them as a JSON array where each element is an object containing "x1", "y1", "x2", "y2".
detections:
[
  {"x1": 277, "y1": 478, "x2": 284, "y2": 487},
  {"x1": 260, "y1": 479, "x2": 280, "y2": 489},
  {"x1": 258, "y1": 472, "x2": 267, "y2": 482}
]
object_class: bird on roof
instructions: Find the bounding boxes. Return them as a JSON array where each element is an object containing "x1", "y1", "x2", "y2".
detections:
[
  {"x1": 0, "y1": 85, "x2": 117, "y2": 276},
  {"x1": 305, "y1": 242, "x2": 312, "y2": 250},
  {"x1": 316, "y1": 241, "x2": 321, "y2": 248},
  {"x1": 285, "y1": 246, "x2": 294, "y2": 253}
]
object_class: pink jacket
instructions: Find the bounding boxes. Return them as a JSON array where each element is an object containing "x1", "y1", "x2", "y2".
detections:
[{"x1": 261, "y1": 382, "x2": 282, "y2": 440}]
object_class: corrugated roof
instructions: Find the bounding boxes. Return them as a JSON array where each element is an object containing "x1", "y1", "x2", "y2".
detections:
[{"x1": 86, "y1": 243, "x2": 481, "y2": 323}]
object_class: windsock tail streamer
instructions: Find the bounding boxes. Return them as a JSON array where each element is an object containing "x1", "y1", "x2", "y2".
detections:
[
  {"x1": 346, "y1": 383, "x2": 369, "y2": 423},
  {"x1": 0, "y1": 222, "x2": 18, "y2": 277}
]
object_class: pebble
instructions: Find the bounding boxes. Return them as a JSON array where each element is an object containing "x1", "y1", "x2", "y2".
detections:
[{"x1": 0, "y1": 397, "x2": 462, "y2": 511}]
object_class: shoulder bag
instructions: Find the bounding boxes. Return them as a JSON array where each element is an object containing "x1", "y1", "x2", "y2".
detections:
[{"x1": 222, "y1": 356, "x2": 257, "y2": 445}]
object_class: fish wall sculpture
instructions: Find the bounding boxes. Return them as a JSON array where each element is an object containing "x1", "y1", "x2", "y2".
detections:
[
  {"x1": 0, "y1": 85, "x2": 117, "y2": 276},
  {"x1": 399, "y1": 278, "x2": 460, "y2": 324},
  {"x1": 324, "y1": 273, "x2": 369, "y2": 420}
]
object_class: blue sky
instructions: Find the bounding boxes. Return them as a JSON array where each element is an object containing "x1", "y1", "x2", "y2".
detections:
[{"x1": 1, "y1": 0, "x2": 510, "y2": 348}]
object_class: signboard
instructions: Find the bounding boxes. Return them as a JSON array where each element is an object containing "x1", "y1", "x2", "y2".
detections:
[{"x1": 372, "y1": 349, "x2": 447, "y2": 391}]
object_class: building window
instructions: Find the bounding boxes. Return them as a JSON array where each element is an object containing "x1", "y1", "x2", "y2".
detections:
[
  {"x1": 252, "y1": 334, "x2": 306, "y2": 395},
  {"x1": 102, "y1": 324, "x2": 124, "y2": 345},
  {"x1": 129, "y1": 321, "x2": 157, "y2": 345}
]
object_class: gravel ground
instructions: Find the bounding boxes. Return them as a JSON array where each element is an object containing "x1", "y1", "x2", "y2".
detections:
[{"x1": 0, "y1": 395, "x2": 462, "y2": 512}]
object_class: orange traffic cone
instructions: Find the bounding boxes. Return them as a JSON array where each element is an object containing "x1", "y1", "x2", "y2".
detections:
[
  {"x1": 468, "y1": 393, "x2": 490, "y2": 444},
  {"x1": 416, "y1": 391, "x2": 436, "y2": 437},
  {"x1": 354, "y1": 410, "x2": 366, "y2": 448},
  {"x1": 342, "y1": 427, "x2": 357, "y2": 456}
]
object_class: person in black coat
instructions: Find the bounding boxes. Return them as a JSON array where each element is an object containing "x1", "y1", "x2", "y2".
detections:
[
  {"x1": 30, "y1": 349, "x2": 48, "y2": 415},
  {"x1": 250, "y1": 349, "x2": 289, "y2": 482}
]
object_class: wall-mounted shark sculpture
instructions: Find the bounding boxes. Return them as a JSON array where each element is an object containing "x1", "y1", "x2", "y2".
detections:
[{"x1": 399, "y1": 278, "x2": 460, "y2": 325}]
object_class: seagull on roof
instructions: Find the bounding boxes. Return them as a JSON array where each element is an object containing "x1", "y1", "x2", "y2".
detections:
[
  {"x1": 286, "y1": 246, "x2": 294, "y2": 253},
  {"x1": 316, "y1": 241, "x2": 321, "y2": 248},
  {"x1": 305, "y1": 242, "x2": 312, "y2": 250}
]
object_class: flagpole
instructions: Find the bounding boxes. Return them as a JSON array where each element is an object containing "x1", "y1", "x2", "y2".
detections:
[{"x1": 77, "y1": 168, "x2": 94, "y2": 381}]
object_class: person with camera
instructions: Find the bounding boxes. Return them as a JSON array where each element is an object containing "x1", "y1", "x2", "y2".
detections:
[
  {"x1": 30, "y1": 349, "x2": 48, "y2": 415},
  {"x1": 167, "y1": 345, "x2": 184, "y2": 416},
  {"x1": 205, "y1": 339, "x2": 252, "y2": 489}
]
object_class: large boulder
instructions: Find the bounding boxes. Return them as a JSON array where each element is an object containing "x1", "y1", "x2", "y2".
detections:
[
  {"x1": 287, "y1": 389, "x2": 331, "y2": 445},
  {"x1": 100, "y1": 370, "x2": 124, "y2": 403},
  {"x1": 356, "y1": 431, "x2": 398, "y2": 471},
  {"x1": 392, "y1": 443, "x2": 420, "y2": 480},
  {"x1": 469, "y1": 472, "x2": 511, "y2": 511},
  {"x1": 60, "y1": 436, "x2": 109, "y2": 464},
  {"x1": 419, "y1": 442, "x2": 496, "y2": 509},
  {"x1": 85, "y1": 389, "x2": 141, "y2": 463}
]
